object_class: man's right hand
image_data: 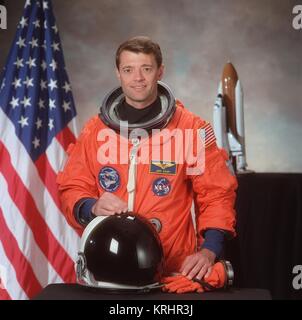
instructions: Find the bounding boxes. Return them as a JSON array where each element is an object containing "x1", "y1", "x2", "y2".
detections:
[{"x1": 91, "y1": 192, "x2": 128, "y2": 216}]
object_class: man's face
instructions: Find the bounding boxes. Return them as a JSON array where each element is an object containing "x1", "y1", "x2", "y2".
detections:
[{"x1": 116, "y1": 50, "x2": 164, "y2": 109}]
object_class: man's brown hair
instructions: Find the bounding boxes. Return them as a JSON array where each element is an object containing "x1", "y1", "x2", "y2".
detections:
[{"x1": 115, "y1": 36, "x2": 163, "y2": 69}]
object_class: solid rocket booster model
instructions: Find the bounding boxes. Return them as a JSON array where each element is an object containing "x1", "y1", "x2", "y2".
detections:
[{"x1": 213, "y1": 62, "x2": 248, "y2": 173}]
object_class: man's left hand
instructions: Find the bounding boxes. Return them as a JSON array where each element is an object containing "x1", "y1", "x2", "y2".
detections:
[{"x1": 179, "y1": 248, "x2": 216, "y2": 280}]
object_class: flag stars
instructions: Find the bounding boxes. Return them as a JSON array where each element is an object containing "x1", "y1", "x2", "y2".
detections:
[
  {"x1": 29, "y1": 37, "x2": 39, "y2": 48},
  {"x1": 16, "y1": 37, "x2": 26, "y2": 48},
  {"x1": 23, "y1": 77, "x2": 34, "y2": 88},
  {"x1": 49, "y1": 98, "x2": 56, "y2": 110},
  {"x1": 26, "y1": 57, "x2": 37, "y2": 69},
  {"x1": 51, "y1": 42, "x2": 60, "y2": 52},
  {"x1": 36, "y1": 118, "x2": 43, "y2": 129},
  {"x1": 52, "y1": 24, "x2": 58, "y2": 34},
  {"x1": 19, "y1": 17, "x2": 28, "y2": 28},
  {"x1": 25, "y1": 0, "x2": 31, "y2": 8},
  {"x1": 43, "y1": 1, "x2": 49, "y2": 10},
  {"x1": 10, "y1": 97, "x2": 19, "y2": 109},
  {"x1": 62, "y1": 101, "x2": 71, "y2": 112},
  {"x1": 2, "y1": 0, "x2": 75, "y2": 155},
  {"x1": 1, "y1": 0, "x2": 76, "y2": 162},
  {"x1": 21, "y1": 96, "x2": 31, "y2": 108},
  {"x1": 12, "y1": 78, "x2": 22, "y2": 89},
  {"x1": 40, "y1": 79, "x2": 47, "y2": 90},
  {"x1": 49, "y1": 59, "x2": 58, "y2": 71},
  {"x1": 33, "y1": 19, "x2": 40, "y2": 28},
  {"x1": 32, "y1": 137, "x2": 40, "y2": 149},
  {"x1": 14, "y1": 58, "x2": 24, "y2": 69},
  {"x1": 1, "y1": 78, "x2": 5, "y2": 90},
  {"x1": 48, "y1": 79, "x2": 58, "y2": 91},
  {"x1": 38, "y1": 99, "x2": 45, "y2": 109},
  {"x1": 41, "y1": 60, "x2": 47, "y2": 71},
  {"x1": 48, "y1": 118, "x2": 54, "y2": 130},
  {"x1": 62, "y1": 81, "x2": 71, "y2": 93},
  {"x1": 18, "y1": 116, "x2": 29, "y2": 128}
]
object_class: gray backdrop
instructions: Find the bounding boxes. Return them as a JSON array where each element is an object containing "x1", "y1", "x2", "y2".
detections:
[{"x1": 1, "y1": 0, "x2": 301, "y2": 172}]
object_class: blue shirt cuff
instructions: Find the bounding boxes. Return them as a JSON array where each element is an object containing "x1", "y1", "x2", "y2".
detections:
[
  {"x1": 201, "y1": 229, "x2": 225, "y2": 258},
  {"x1": 74, "y1": 198, "x2": 97, "y2": 226}
]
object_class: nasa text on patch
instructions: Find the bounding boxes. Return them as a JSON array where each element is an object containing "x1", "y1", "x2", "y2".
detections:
[{"x1": 152, "y1": 177, "x2": 171, "y2": 196}]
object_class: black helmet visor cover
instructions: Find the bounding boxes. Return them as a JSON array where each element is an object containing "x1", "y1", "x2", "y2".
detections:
[{"x1": 76, "y1": 213, "x2": 165, "y2": 292}]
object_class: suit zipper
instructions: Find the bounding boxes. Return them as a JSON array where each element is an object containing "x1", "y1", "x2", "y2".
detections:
[{"x1": 127, "y1": 138, "x2": 140, "y2": 212}]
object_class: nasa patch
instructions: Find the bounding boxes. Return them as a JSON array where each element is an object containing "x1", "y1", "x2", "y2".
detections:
[
  {"x1": 98, "y1": 166, "x2": 120, "y2": 192},
  {"x1": 152, "y1": 177, "x2": 171, "y2": 196}
]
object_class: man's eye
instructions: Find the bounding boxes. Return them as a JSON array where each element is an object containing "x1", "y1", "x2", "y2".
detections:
[
  {"x1": 143, "y1": 67, "x2": 152, "y2": 72},
  {"x1": 123, "y1": 69, "x2": 132, "y2": 73}
]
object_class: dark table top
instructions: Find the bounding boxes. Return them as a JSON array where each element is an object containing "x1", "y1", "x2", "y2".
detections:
[{"x1": 33, "y1": 284, "x2": 271, "y2": 300}]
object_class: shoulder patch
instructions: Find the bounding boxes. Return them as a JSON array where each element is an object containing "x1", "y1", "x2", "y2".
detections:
[
  {"x1": 98, "y1": 166, "x2": 120, "y2": 192},
  {"x1": 199, "y1": 122, "x2": 216, "y2": 148}
]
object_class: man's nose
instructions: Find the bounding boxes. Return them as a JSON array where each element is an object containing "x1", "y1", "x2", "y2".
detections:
[{"x1": 133, "y1": 69, "x2": 144, "y2": 81}]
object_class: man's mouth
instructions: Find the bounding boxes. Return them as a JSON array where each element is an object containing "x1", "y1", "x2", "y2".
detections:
[{"x1": 131, "y1": 85, "x2": 146, "y2": 90}]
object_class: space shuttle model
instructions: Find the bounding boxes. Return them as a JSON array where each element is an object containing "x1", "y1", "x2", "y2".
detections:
[{"x1": 213, "y1": 62, "x2": 249, "y2": 173}]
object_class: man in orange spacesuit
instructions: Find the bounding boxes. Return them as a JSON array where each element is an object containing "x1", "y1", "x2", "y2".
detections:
[{"x1": 57, "y1": 36, "x2": 237, "y2": 285}]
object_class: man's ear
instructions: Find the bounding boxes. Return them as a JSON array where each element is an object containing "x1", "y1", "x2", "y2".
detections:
[
  {"x1": 158, "y1": 64, "x2": 165, "y2": 80},
  {"x1": 115, "y1": 68, "x2": 121, "y2": 81}
]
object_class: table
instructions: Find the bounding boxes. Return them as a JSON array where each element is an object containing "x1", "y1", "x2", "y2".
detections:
[{"x1": 33, "y1": 283, "x2": 271, "y2": 300}]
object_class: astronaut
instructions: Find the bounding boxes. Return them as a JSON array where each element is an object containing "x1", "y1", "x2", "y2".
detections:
[{"x1": 57, "y1": 36, "x2": 237, "y2": 283}]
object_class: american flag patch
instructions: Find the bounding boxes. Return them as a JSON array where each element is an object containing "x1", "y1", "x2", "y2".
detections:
[{"x1": 199, "y1": 122, "x2": 216, "y2": 148}]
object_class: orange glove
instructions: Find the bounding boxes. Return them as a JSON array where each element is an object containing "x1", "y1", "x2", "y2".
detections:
[
  {"x1": 203, "y1": 260, "x2": 227, "y2": 289},
  {"x1": 162, "y1": 275, "x2": 204, "y2": 293},
  {"x1": 162, "y1": 261, "x2": 229, "y2": 294}
]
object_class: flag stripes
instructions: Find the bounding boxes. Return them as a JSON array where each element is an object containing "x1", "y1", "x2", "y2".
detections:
[
  {"x1": 0, "y1": 0, "x2": 80, "y2": 299},
  {"x1": 0, "y1": 173, "x2": 62, "y2": 288},
  {"x1": 0, "y1": 207, "x2": 42, "y2": 298},
  {"x1": 0, "y1": 142, "x2": 76, "y2": 283}
]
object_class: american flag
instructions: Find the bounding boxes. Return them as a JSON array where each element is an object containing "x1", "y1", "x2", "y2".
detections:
[
  {"x1": 0, "y1": 0, "x2": 80, "y2": 300},
  {"x1": 200, "y1": 122, "x2": 216, "y2": 149}
]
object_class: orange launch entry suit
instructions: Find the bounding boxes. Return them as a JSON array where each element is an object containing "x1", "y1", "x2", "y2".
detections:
[{"x1": 57, "y1": 101, "x2": 237, "y2": 273}]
